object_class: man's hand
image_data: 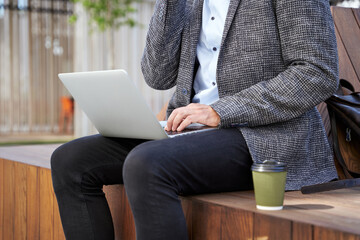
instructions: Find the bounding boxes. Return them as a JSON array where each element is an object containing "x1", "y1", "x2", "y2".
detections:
[{"x1": 165, "y1": 103, "x2": 220, "y2": 132}]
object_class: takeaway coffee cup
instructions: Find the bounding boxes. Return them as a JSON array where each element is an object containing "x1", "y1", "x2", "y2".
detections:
[{"x1": 251, "y1": 160, "x2": 287, "y2": 210}]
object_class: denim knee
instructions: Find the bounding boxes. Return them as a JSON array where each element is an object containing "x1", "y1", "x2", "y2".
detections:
[
  {"x1": 123, "y1": 143, "x2": 152, "y2": 188},
  {"x1": 51, "y1": 141, "x2": 84, "y2": 190},
  {"x1": 122, "y1": 141, "x2": 170, "y2": 197}
]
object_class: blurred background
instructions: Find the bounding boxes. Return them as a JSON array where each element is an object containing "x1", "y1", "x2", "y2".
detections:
[{"x1": 0, "y1": 0, "x2": 359, "y2": 145}]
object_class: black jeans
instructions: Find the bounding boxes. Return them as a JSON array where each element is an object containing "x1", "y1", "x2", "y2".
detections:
[{"x1": 51, "y1": 128, "x2": 253, "y2": 240}]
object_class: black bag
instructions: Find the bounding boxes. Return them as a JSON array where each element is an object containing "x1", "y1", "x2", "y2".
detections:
[
  {"x1": 326, "y1": 79, "x2": 360, "y2": 178},
  {"x1": 301, "y1": 79, "x2": 360, "y2": 194}
]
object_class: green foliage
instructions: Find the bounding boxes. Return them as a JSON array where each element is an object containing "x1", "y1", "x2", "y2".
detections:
[{"x1": 70, "y1": 0, "x2": 142, "y2": 31}]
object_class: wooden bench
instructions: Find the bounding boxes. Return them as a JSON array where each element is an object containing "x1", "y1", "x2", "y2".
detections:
[
  {"x1": 1, "y1": 145, "x2": 360, "y2": 240},
  {"x1": 1, "y1": 6, "x2": 360, "y2": 240}
]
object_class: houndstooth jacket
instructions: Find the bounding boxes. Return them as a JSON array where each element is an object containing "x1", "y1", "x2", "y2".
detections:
[{"x1": 141, "y1": 0, "x2": 339, "y2": 190}]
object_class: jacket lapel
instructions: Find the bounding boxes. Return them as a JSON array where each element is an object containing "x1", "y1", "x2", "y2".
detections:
[
  {"x1": 221, "y1": 0, "x2": 242, "y2": 47},
  {"x1": 189, "y1": 0, "x2": 204, "y2": 65}
]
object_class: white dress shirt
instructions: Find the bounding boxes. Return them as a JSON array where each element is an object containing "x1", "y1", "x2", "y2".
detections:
[{"x1": 192, "y1": 0, "x2": 231, "y2": 105}]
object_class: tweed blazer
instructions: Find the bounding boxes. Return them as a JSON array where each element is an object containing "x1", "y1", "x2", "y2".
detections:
[{"x1": 141, "y1": 0, "x2": 339, "y2": 190}]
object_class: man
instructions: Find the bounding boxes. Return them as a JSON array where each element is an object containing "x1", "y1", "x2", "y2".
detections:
[{"x1": 51, "y1": 0, "x2": 339, "y2": 239}]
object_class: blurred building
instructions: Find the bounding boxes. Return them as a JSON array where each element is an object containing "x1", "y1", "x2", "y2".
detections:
[
  {"x1": 0, "y1": 0, "x2": 74, "y2": 135},
  {"x1": 0, "y1": 0, "x2": 173, "y2": 137}
]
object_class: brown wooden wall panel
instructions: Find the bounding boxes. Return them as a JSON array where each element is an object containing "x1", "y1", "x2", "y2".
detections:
[
  {"x1": 104, "y1": 184, "x2": 136, "y2": 240},
  {"x1": 314, "y1": 226, "x2": 360, "y2": 240},
  {"x1": 0, "y1": 160, "x2": 65, "y2": 240},
  {"x1": 3, "y1": 160, "x2": 15, "y2": 240},
  {"x1": 53, "y1": 189, "x2": 66, "y2": 240},
  {"x1": 333, "y1": 7, "x2": 360, "y2": 82},
  {"x1": 104, "y1": 185, "x2": 124, "y2": 240},
  {"x1": 181, "y1": 197, "x2": 193, "y2": 240},
  {"x1": 14, "y1": 162, "x2": 27, "y2": 240},
  {"x1": 221, "y1": 207, "x2": 253, "y2": 240},
  {"x1": 120, "y1": 187, "x2": 136, "y2": 240},
  {"x1": 293, "y1": 222, "x2": 313, "y2": 240},
  {"x1": 27, "y1": 165, "x2": 40, "y2": 240},
  {"x1": 0, "y1": 159, "x2": 3, "y2": 239},
  {"x1": 39, "y1": 168, "x2": 54, "y2": 240},
  {"x1": 191, "y1": 201, "x2": 221, "y2": 240},
  {"x1": 253, "y1": 213, "x2": 291, "y2": 240}
]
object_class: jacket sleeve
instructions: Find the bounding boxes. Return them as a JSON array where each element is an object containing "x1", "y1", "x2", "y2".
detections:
[
  {"x1": 210, "y1": 0, "x2": 339, "y2": 128},
  {"x1": 141, "y1": 0, "x2": 189, "y2": 90}
]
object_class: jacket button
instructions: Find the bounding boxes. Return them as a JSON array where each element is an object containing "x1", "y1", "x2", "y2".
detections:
[{"x1": 182, "y1": 88, "x2": 188, "y2": 95}]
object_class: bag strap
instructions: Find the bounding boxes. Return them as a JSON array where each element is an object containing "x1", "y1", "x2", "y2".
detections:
[
  {"x1": 301, "y1": 178, "x2": 360, "y2": 194},
  {"x1": 334, "y1": 79, "x2": 355, "y2": 95},
  {"x1": 340, "y1": 79, "x2": 355, "y2": 91}
]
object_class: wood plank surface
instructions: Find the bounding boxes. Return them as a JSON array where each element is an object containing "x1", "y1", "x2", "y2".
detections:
[
  {"x1": 314, "y1": 226, "x2": 360, "y2": 240},
  {"x1": 27, "y1": 165, "x2": 40, "y2": 240},
  {"x1": 316, "y1": 102, "x2": 331, "y2": 140},
  {"x1": 0, "y1": 144, "x2": 59, "y2": 169},
  {"x1": 0, "y1": 159, "x2": 3, "y2": 239},
  {"x1": 353, "y1": 8, "x2": 360, "y2": 28},
  {"x1": 181, "y1": 197, "x2": 193, "y2": 240},
  {"x1": 190, "y1": 187, "x2": 360, "y2": 236},
  {"x1": 104, "y1": 185, "x2": 123, "y2": 240},
  {"x1": 3, "y1": 160, "x2": 15, "y2": 240},
  {"x1": 191, "y1": 201, "x2": 221, "y2": 240},
  {"x1": 104, "y1": 184, "x2": 136, "y2": 240},
  {"x1": 1, "y1": 151, "x2": 360, "y2": 239},
  {"x1": 53, "y1": 187, "x2": 66, "y2": 240},
  {"x1": 333, "y1": 7, "x2": 360, "y2": 82},
  {"x1": 292, "y1": 222, "x2": 313, "y2": 240},
  {"x1": 14, "y1": 162, "x2": 28, "y2": 240},
  {"x1": 39, "y1": 168, "x2": 54, "y2": 240},
  {"x1": 253, "y1": 213, "x2": 291, "y2": 240},
  {"x1": 334, "y1": 24, "x2": 360, "y2": 89},
  {"x1": 221, "y1": 207, "x2": 253, "y2": 240},
  {"x1": 120, "y1": 187, "x2": 136, "y2": 240}
]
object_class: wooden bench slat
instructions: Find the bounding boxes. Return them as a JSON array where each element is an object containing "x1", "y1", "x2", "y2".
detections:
[
  {"x1": 314, "y1": 226, "x2": 360, "y2": 240},
  {"x1": 27, "y1": 164, "x2": 41, "y2": 240},
  {"x1": 181, "y1": 198, "x2": 193, "y2": 238},
  {"x1": 292, "y1": 222, "x2": 313, "y2": 240},
  {"x1": 334, "y1": 23, "x2": 360, "y2": 89},
  {"x1": 353, "y1": 8, "x2": 360, "y2": 28},
  {"x1": 187, "y1": 188, "x2": 360, "y2": 236},
  {"x1": 54, "y1": 182, "x2": 66, "y2": 240},
  {"x1": 0, "y1": 144, "x2": 59, "y2": 169},
  {"x1": 14, "y1": 162, "x2": 28, "y2": 240},
  {"x1": 333, "y1": 7, "x2": 360, "y2": 84},
  {"x1": 191, "y1": 201, "x2": 221, "y2": 240},
  {"x1": 0, "y1": 158, "x2": 64, "y2": 240},
  {"x1": 3, "y1": 160, "x2": 15, "y2": 240},
  {"x1": 104, "y1": 184, "x2": 136, "y2": 240},
  {"x1": 0, "y1": 159, "x2": 3, "y2": 239},
  {"x1": 253, "y1": 214, "x2": 291, "y2": 240},
  {"x1": 39, "y1": 168, "x2": 54, "y2": 240},
  {"x1": 221, "y1": 207, "x2": 253, "y2": 240}
]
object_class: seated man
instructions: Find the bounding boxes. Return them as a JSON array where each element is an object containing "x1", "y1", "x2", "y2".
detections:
[{"x1": 51, "y1": 0, "x2": 339, "y2": 239}]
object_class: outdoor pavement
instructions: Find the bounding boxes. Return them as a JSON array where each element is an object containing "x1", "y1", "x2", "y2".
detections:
[{"x1": 0, "y1": 134, "x2": 74, "y2": 144}]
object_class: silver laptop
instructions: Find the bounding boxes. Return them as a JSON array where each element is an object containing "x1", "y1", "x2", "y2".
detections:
[{"x1": 58, "y1": 69, "x2": 216, "y2": 140}]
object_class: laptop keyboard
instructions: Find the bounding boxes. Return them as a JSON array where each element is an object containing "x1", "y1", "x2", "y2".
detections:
[{"x1": 165, "y1": 125, "x2": 216, "y2": 137}]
